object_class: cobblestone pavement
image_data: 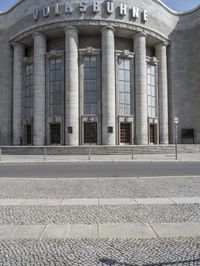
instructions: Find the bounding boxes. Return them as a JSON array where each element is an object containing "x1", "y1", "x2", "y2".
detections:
[
  {"x1": 0, "y1": 177, "x2": 200, "y2": 198},
  {"x1": 0, "y1": 204, "x2": 199, "y2": 224},
  {"x1": 0, "y1": 177, "x2": 200, "y2": 265},
  {"x1": 0, "y1": 238, "x2": 200, "y2": 266}
]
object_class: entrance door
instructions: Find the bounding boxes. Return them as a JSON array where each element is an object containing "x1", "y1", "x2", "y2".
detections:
[
  {"x1": 50, "y1": 124, "x2": 61, "y2": 144},
  {"x1": 84, "y1": 122, "x2": 97, "y2": 144},
  {"x1": 120, "y1": 123, "x2": 131, "y2": 144},
  {"x1": 149, "y1": 124, "x2": 157, "y2": 144},
  {"x1": 26, "y1": 125, "x2": 32, "y2": 145}
]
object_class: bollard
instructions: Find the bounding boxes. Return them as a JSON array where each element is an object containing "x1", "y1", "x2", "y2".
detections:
[
  {"x1": 44, "y1": 147, "x2": 47, "y2": 161},
  {"x1": 131, "y1": 146, "x2": 134, "y2": 160},
  {"x1": 88, "y1": 146, "x2": 92, "y2": 161}
]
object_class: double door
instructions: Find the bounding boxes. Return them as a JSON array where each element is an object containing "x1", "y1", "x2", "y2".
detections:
[
  {"x1": 84, "y1": 122, "x2": 97, "y2": 144},
  {"x1": 120, "y1": 123, "x2": 131, "y2": 144}
]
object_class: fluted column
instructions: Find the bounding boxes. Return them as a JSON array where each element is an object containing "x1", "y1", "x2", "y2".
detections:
[
  {"x1": 13, "y1": 43, "x2": 25, "y2": 145},
  {"x1": 33, "y1": 32, "x2": 46, "y2": 146},
  {"x1": 64, "y1": 26, "x2": 79, "y2": 146},
  {"x1": 101, "y1": 26, "x2": 116, "y2": 145},
  {"x1": 155, "y1": 42, "x2": 169, "y2": 144},
  {"x1": 134, "y1": 32, "x2": 148, "y2": 145}
]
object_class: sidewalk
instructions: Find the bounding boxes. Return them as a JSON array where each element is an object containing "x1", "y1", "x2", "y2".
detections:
[{"x1": 0, "y1": 152, "x2": 200, "y2": 163}]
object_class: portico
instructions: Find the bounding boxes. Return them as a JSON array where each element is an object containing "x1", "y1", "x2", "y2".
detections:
[{"x1": 12, "y1": 23, "x2": 169, "y2": 146}]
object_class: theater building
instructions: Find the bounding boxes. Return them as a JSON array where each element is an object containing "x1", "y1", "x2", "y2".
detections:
[{"x1": 0, "y1": 0, "x2": 200, "y2": 146}]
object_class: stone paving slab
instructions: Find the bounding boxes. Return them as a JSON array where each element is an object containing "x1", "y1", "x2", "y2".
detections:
[
  {"x1": 0, "y1": 199, "x2": 26, "y2": 205},
  {"x1": 0, "y1": 223, "x2": 200, "y2": 240},
  {"x1": 152, "y1": 222, "x2": 200, "y2": 238},
  {"x1": 171, "y1": 197, "x2": 200, "y2": 204},
  {"x1": 135, "y1": 198, "x2": 173, "y2": 204},
  {"x1": 22, "y1": 199, "x2": 63, "y2": 206},
  {"x1": 42, "y1": 224, "x2": 98, "y2": 240},
  {"x1": 12, "y1": 225, "x2": 46, "y2": 240},
  {"x1": 0, "y1": 197, "x2": 200, "y2": 206},
  {"x1": 0, "y1": 225, "x2": 17, "y2": 240},
  {"x1": 98, "y1": 223, "x2": 156, "y2": 239},
  {"x1": 99, "y1": 198, "x2": 137, "y2": 205},
  {"x1": 61, "y1": 198, "x2": 99, "y2": 205}
]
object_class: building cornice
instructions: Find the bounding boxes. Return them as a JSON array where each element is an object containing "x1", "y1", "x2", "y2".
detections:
[{"x1": 1, "y1": 0, "x2": 200, "y2": 17}]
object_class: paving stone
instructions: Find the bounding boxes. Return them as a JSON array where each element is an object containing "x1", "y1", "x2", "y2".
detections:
[
  {"x1": 170, "y1": 197, "x2": 200, "y2": 204},
  {"x1": 135, "y1": 197, "x2": 173, "y2": 204},
  {"x1": 0, "y1": 199, "x2": 26, "y2": 205},
  {"x1": 99, "y1": 223, "x2": 156, "y2": 239},
  {"x1": 152, "y1": 222, "x2": 200, "y2": 238},
  {"x1": 11, "y1": 225, "x2": 45, "y2": 240},
  {"x1": 22, "y1": 199, "x2": 62, "y2": 206},
  {"x1": 61, "y1": 198, "x2": 99, "y2": 205},
  {"x1": 99, "y1": 198, "x2": 137, "y2": 205}
]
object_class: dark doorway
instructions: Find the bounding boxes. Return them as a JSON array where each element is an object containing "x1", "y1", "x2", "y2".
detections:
[
  {"x1": 120, "y1": 123, "x2": 131, "y2": 144},
  {"x1": 50, "y1": 124, "x2": 61, "y2": 144},
  {"x1": 149, "y1": 124, "x2": 157, "y2": 144},
  {"x1": 25, "y1": 125, "x2": 32, "y2": 145},
  {"x1": 84, "y1": 122, "x2": 97, "y2": 144}
]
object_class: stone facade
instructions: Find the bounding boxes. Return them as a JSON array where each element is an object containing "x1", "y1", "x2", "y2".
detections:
[{"x1": 0, "y1": 0, "x2": 199, "y2": 145}]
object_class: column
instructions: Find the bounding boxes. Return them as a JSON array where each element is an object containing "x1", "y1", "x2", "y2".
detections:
[
  {"x1": 101, "y1": 26, "x2": 116, "y2": 145},
  {"x1": 134, "y1": 32, "x2": 148, "y2": 145},
  {"x1": 33, "y1": 32, "x2": 46, "y2": 146},
  {"x1": 155, "y1": 42, "x2": 169, "y2": 144},
  {"x1": 13, "y1": 43, "x2": 25, "y2": 145},
  {"x1": 64, "y1": 26, "x2": 79, "y2": 146}
]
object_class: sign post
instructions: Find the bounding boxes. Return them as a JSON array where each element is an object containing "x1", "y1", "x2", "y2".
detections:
[{"x1": 173, "y1": 117, "x2": 179, "y2": 160}]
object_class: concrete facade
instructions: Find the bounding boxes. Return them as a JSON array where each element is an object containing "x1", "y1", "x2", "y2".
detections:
[{"x1": 0, "y1": 0, "x2": 200, "y2": 145}]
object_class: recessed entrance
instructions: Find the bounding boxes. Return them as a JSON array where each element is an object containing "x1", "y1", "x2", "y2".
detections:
[
  {"x1": 120, "y1": 123, "x2": 131, "y2": 144},
  {"x1": 84, "y1": 122, "x2": 97, "y2": 144},
  {"x1": 25, "y1": 125, "x2": 32, "y2": 145},
  {"x1": 149, "y1": 124, "x2": 157, "y2": 144},
  {"x1": 50, "y1": 124, "x2": 61, "y2": 144}
]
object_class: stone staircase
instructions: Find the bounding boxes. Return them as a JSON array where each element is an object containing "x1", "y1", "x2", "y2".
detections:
[{"x1": 0, "y1": 144, "x2": 200, "y2": 155}]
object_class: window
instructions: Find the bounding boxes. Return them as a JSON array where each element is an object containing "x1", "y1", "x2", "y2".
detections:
[
  {"x1": 49, "y1": 58, "x2": 62, "y2": 116},
  {"x1": 83, "y1": 56, "x2": 97, "y2": 115},
  {"x1": 147, "y1": 64, "x2": 157, "y2": 118},
  {"x1": 24, "y1": 64, "x2": 34, "y2": 118},
  {"x1": 118, "y1": 58, "x2": 131, "y2": 116}
]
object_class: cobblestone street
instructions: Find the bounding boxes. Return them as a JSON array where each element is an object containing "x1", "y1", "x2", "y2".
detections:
[{"x1": 0, "y1": 176, "x2": 200, "y2": 265}]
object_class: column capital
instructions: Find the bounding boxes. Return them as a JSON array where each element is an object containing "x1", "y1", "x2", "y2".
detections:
[
  {"x1": 155, "y1": 41, "x2": 168, "y2": 49},
  {"x1": 133, "y1": 31, "x2": 147, "y2": 39},
  {"x1": 32, "y1": 32, "x2": 47, "y2": 40},
  {"x1": 101, "y1": 25, "x2": 115, "y2": 33},
  {"x1": 64, "y1": 26, "x2": 79, "y2": 34},
  {"x1": 12, "y1": 42, "x2": 26, "y2": 49}
]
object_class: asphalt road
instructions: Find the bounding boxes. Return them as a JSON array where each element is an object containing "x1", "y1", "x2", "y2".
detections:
[{"x1": 0, "y1": 161, "x2": 200, "y2": 178}]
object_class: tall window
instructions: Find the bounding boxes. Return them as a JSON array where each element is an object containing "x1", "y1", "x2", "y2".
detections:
[
  {"x1": 118, "y1": 58, "x2": 131, "y2": 116},
  {"x1": 49, "y1": 58, "x2": 62, "y2": 116},
  {"x1": 147, "y1": 64, "x2": 157, "y2": 118},
  {"x1": 83, "y1": 56, "x2": 97, "y2": 115},
  {"x1": 24, "y1": 64, "x2": 34, "y2": 118}
]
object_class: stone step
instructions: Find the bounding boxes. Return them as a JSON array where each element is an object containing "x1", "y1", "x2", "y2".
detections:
[{"x1": 1, "y1": 144, "x2": 199, "y2": 155}]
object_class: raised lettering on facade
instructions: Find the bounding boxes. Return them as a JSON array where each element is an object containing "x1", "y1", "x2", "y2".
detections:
[{"x1": 33, "y1": 0, "x2": 148, "y2": 23}]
